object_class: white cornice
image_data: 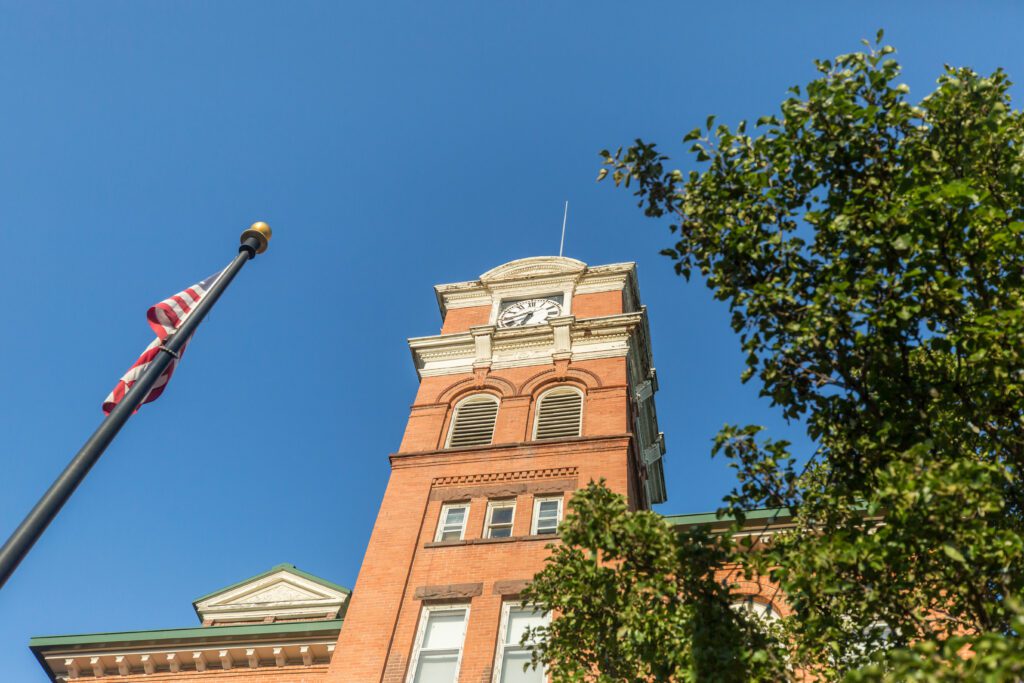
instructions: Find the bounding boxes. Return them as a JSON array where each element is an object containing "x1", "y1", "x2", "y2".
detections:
[
  {"x1": 479, "y1": 256, "x2": 587, "y2": 282},
  {"x1": 433, "y1": 258, "x2": 638, "y2": 316},
  {"x1": 43, "y1": 638, "x2": 337, "y2": 680},
  {"x1": 195, "y1": 569, "x2": 348, "y2": 625},
  {"x1": 409, "y1": 312, "x2": 647, "y2": 378}
]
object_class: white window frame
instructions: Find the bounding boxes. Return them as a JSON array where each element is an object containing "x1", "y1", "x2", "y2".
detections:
[
  {"x1": 531, "y1": 386, "x2": 584, "y2": 440},
  {"x1": 730, "y1": 595, "x2": 779, "y2": 620},
  {"x1": 445, "y1": 394, "x2": 500, "y2": 448},
  {"x1": 435, "y1": 502, "x2": 470, "y2": 542},
  {"x1": 492, "y1": 602, "x2": 548, "y2": 683},
  {"x1": 484, "y1": 500, "x2": 516, "y2": 539},
  {"x1": 406, "y1": 604, "x2": 470, "y2": 683},
  {"x1": 530, "y1": 496, "x2": 563, "y2": 536}
]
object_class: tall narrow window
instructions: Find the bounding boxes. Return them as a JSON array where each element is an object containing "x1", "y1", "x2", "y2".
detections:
[
  {"x1": 533, "y1": 388, "x2": 583, "y2": 440},
  {"x1": 447, "y1": 395, "x2": 499, "y2": 447},
  {"x1": 409, "y1": 606, "x2": 469, "y2": 683},
  {"x1": 531, "y1": 496, "x2": 562, "y2": 535},
  {"x1": 493, "y1": 604, "x2": 547, "y2": 683},
  {"x1": 485, "y1": 500, "x2": 516, "y2": 538},
  {"x1": 435, "y1": 503, "x2": 469, "y2": 542}
]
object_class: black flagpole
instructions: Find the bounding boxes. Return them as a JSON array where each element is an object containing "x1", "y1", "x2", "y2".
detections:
[{"x1": 0, "y1": 222, "x2": 272, "y2": 591}]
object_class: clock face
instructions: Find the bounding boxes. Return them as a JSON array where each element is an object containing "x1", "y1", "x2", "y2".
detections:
[{"x1": 497, "y1": 298, "x2": 563, "y2": 328}]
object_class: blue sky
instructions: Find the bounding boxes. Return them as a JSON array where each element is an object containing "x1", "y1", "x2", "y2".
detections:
[{"x1": 2, "y1": 1, "x2": 1023, "y2": 678}]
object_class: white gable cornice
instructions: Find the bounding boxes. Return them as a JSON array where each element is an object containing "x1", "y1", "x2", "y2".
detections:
[
  {"x1": 434, "y1": 258, "x2": 638, "y2": 318},
  {"x1": 194, "y1": 568, "x2": 348, "y2": 625},
  {"x1": 479, "y1": 256, "x2": 587, "y2": 282},
  {"x1": 409, "y1": 311, "x2": 647, "y2": 378}
]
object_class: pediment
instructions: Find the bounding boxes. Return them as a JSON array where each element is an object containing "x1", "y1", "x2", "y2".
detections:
[
  {"x1": 479, "y1": 256, "x2": 587, "y2": 283},
  {"x1": 212, "y1": 580, "x2": 325, "y2": 607},
  {"x1": 193, "y1": 565, "x2": 349, "y2": 624}
]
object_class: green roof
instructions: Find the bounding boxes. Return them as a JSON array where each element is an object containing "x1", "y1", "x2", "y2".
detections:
[
  {"x1": 662, "y1": 507, "x2": 791, "y2": 527},
  {"x1": 192, "y1": 563, "x2": 351, "y2": 606},
  {"x1": 30, "y1": 618, "x2": 342, "y2": 650}
]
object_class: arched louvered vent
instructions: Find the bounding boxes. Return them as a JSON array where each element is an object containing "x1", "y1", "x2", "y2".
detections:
[
  {"x1": 447, "y1": 395, "x2": 499, "y2": 447},
  {"x1": 534, "y1": 388, "x2": 583, "y2": 440}
]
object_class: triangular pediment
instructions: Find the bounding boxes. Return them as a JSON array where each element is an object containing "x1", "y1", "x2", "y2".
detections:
[
  {"x1": 207, "y1": 577, "x2": 330, "y2": 608},
  {"x1": 193, "y1": 564, "x2": 350, "y2": 624}
]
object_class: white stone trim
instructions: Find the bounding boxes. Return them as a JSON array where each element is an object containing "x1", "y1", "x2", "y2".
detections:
[
  {"x1": 433, "y1": 258, "x2": 639, "y2": 322},
  {"x1": 486, "y1": 282, "x2": 575, "y2": 327},
  {"x1": 409, "y1": 312, "x2": 647, "y2": 379},
  {"x1": 89, "y1": 657, "x2": 104, "y2": 678},
  {"x1": 63, "y1": 659, "x2": 78, "y2": 679},
  {"x1": 44, "y1": 638, "x2": 337, "y2": 679},
  {"x1": 194, "y1": 568, "x2": 348, "y2": 624},
  {"x1": 479, "y1": 256, "x2": 587, "y2": 282}
]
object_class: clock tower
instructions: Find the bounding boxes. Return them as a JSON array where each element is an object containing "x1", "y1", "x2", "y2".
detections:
[{"x1": 328, "y1": 256, "x2": 666, "y2": 683}]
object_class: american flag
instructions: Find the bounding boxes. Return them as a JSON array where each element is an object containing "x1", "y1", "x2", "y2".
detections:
[{"x1": 102, "y1": 270, "x2": 224, "y2": 415}]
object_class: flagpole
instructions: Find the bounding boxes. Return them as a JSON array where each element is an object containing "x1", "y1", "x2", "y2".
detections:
[{"x1": 0, "y1": 222, "x2": 272, "y2": 591}]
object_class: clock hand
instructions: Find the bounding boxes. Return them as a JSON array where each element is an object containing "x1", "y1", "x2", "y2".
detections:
[{"x1": 512, "y1": 312, "x2": 532, "y2": 325}]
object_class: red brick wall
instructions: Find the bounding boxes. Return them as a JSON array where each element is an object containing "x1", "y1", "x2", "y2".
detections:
[
  {"x1": 399, "y1": 358, "x2": 628, "y2": 453},
  {"x1": 437, "y1": 288, "x2": 624, "y2": 336},
  {"x1": 329, "y1": 356, "x2": 640, "y2": 683},
  {"x1": 440, "y1": 306, "x2": 491, "y2": 334},
  {"x1": 571, "y1": 290, "x2": 623, "y2": 318},
  {"x1": 714, "y1": 563, "x2": 792, "y2": 617}
]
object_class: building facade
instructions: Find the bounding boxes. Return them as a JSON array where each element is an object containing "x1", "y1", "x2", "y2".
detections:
[
  {"x1": 30, "y1": 256, "x2": 789, "y2": 682},
  {"x1": 31, "y1": 564, "x2": 349, "y2": 682},
  {"x1": 328, "y1": 256, "x2": 666, "y2": 683}
]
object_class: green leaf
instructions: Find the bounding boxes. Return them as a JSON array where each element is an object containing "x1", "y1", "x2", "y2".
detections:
[{"x1": 942, "y1": 544, "x2": 967, "y2": 565}]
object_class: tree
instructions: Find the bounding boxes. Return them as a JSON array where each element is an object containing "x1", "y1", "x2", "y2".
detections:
[
  {"x1": 522, "y1": 481, "x2": 789, "y2": 682},
  {"x1": 526, "y1": 34, "x2": 1024, "y2": 680}
]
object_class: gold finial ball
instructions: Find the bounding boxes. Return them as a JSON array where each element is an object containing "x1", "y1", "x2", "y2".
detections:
[{"x1": 240, "y1": 221, "x2": 272, "y2": 254}]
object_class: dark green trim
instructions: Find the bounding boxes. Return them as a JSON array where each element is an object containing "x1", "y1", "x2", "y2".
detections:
[
  {"x1": 192, "y1": 563, "x2": 351, "y2": 605},
  {"x1": 662, "y1": 507, "x2": 791, "y2": 527},
  {"x1": 30, "y1": 618, "x2": 342, "y2": 649}
]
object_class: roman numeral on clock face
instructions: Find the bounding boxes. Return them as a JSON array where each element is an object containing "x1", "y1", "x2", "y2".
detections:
[{"x1": 497, "y1": 298, "x2": 563, "y2": 328}]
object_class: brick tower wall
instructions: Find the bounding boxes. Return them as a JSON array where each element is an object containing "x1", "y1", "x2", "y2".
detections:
[
  {"x1": 328, "y1": 357, "x2": 641, "y2": 683},
  {"x1": 329, "y1": 261, "x2": 654, "y2": 683}
]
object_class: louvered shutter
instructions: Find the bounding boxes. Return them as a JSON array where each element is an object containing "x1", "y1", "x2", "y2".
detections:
[
  {"x1": 448, "y1": 396, "x2": 499, "y2": 447},
  {"x1": 534, "y1": 389, "x2": 583, "y2": 439}
]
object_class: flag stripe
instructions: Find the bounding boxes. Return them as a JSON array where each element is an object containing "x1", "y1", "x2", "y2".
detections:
[{"x1": 103, "y1": 270, "x2": 219, "y2": 415}]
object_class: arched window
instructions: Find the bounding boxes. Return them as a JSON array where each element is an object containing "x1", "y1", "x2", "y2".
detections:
[
  {"x1": 533, "y1": 387, "x2": 583, "y2": 440},
  {"x1": 731, "y1": 596, "x2": 780, "y2": 620},
  {"x1": 447, "y1": 394, "x2": 499, "y2": 448}
]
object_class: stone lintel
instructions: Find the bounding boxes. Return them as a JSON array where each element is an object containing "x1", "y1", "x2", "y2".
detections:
[
  {"x1": 414, "y1": 583, "x2": 484, "y2": 601},
  {"x1": 429, "y1": 478, "x2": 576, "y2": 502},
  {"x1": 493, "y1": 579, "x2": 531, "y2": 596}
]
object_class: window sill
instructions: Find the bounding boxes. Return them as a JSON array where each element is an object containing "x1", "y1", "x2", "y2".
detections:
[{"x1": 425, "y1": 534, "x2": 560, "y2": 549}]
